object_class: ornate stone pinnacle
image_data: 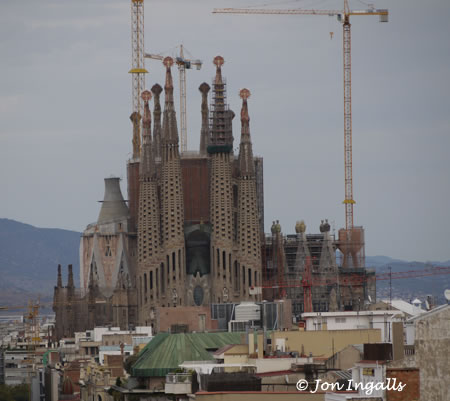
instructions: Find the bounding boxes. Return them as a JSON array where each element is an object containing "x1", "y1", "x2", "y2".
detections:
[
  {"x1": 239, "y1": 88, "x2": 251, "y2": 100},
  {"x1": 199, "y1": 82, "x2": 210, "y2": 95},
  {"x1": 151, "y1": 83, "x2": 163, "y2": 96},
  {"x1": 163, "y1": 56, "x2": 174, "y2": 68},
  {"x1": 141, "y1": 90, "x2": 152, "y2": 103},
  {"x1": 213, "y1": 55, "x2": 224, "y2": 67}
]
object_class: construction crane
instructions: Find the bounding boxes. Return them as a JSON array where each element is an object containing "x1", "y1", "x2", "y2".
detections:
[
  {"x1": 145, "y1": 45, "x2": 202, "y2": 152},
  {"x1": 129, "y1": 0, "x2": 147, "y2": 119},
  {"x1": 213, "y1": 2, "x2": 388, "y2": 231}
]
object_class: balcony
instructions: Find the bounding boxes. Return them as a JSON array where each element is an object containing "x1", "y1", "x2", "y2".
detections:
[
  {"x1": 404, "y1": 345, "x2": 415, "y2": 356},
  {"x1": 165, "y1": 373, "x2": 193, "y2": 395}
]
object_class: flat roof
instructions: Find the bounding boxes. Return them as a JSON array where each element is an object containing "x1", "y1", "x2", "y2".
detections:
[{"x1": 302, "y1": 310, "x2": 404, "y2": 317}]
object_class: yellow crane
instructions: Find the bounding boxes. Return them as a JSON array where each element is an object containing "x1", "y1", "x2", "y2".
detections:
[
  {"x1": 145, "y1": 45, "x2": 202, "y2": 152},
  {"x1": 213, "y1": 1, "x2": 388, "y2": 231}
]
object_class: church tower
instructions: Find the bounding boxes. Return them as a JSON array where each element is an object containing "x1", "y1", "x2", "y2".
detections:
[
  {"x1": 208, "y1": 56, "x2": 235, "y2": 303},
  {"x1": 199, "y1": 82, "x2": 210, "y2": 156},
  {"x1": 160, "y1": 57, "x2": 186, "y2": 307},
  {"x1": 137, "y1": 89, "x2": 162, "y2": 324},
  {"x1": 236, "y1": 89, "x2": 262, "y2": 301},
  {"x1": 151, "y1": 83, "x2": 163, "y2": 164}
]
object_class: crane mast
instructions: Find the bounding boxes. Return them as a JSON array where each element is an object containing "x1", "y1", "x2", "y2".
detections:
[
  {"x1": 342, "y1": 13, "x2": 354, "y2": 230},
  {"x1": 178, "y1": 45, "x2": 188, "y2": 152},
  {"x1": 129, "y1": 0, "x2": 147, "y2": 119},
  {"x1": 213, "y1": 2, "x2": 388, "y2": 232}
]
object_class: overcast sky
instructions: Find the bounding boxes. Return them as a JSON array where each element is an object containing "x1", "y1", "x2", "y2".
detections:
[{"x1": 1, "y1": 0, "x2": 449, "y2": 262}]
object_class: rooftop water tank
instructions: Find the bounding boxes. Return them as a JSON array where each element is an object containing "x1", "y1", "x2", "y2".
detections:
[{"x1": 235, "y1": 302, "x2": 261, "y2": 322}]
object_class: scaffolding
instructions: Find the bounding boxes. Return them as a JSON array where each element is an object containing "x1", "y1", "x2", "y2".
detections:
[{"x1": 262, "y1": 228, "x2": 369, "y2": 316}]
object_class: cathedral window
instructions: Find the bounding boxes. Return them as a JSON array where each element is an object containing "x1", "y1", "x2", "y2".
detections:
[
  {"x1": 105, "y1": 246, "x2": 112, "y2": 257},
  {"x1": 156, "y1": 268, "x2": 159, "y2": 294},
  {"x1": 161, "y1": 263, "x2": 165, "y2": 293}
]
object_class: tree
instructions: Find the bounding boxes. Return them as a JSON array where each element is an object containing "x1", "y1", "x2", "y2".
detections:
[{"x1": 0, "y1": 384, "x2": 29, "y2": 401}]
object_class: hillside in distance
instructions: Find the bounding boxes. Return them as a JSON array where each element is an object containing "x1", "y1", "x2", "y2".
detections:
[
  {"x1": 366, "y1": 256, "x2": 450, "y2": 305},
  {"x1": 0, "y1": 218, "x2": 80, "y2": 307},
  {"x1": 0, "y1": 218, "x2": 449, "y2": 308}
]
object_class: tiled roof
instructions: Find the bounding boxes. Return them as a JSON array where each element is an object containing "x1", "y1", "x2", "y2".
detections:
[
  {"x1": 131, "y1": 332, "x2": 242, "y2": 377},
  {"x1": 213, "y1": 344, "x2": 236, "y2": 356}
]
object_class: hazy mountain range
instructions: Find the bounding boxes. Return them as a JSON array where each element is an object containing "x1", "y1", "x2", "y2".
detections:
[{"x1": 0, "y1": 218, "x2": 449, "y2": 309}]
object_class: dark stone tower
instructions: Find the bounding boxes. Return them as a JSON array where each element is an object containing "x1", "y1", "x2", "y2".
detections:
[
  {"x1": 208, "y1": 56, "x2": 235, "y2": 303},
  {"x1": 199, "y1": 82, "x2": 210, "y2": 156},
  {"x1": 236, "y1": 89, "x2": 262, "y2": 301},
  {"x1": 160, "y1": 57, "x2": 185, "y2": 307}
]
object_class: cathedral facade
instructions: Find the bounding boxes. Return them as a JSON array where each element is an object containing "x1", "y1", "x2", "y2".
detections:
[
  {"x1": 54, "y1": 56, "x2": 264, "y2": 334},
  {"x1": 53, "y1": 56, "x2": 374, "y2": 339},
  {"x1": 134, "y1": 57, "x2": 263, "y2": 325}
]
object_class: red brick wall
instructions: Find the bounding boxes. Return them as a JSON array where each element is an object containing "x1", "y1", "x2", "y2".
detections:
[
  {"x1": 181, "y1": 158, "x2": 209, "y2": 224},
  {"x1": 64, "y1": 367, "x2": 81, "y2": 393},
  {"x1": 156, "y1": 306, "x2": 218, "y2": 332},
  {"x1": 386, "y1": 368, "x2": 419, "y2": 401},
  {"x1": 104, "y1": 354, "x2": 123, "y2": 368}
]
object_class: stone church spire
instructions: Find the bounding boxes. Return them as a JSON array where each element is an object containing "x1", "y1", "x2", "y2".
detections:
[
  {"x1": 130, "y1": 112, "x2": 141, "y2": 160},
  {"x1": 208, "y1": 56, "x2": 234, "y2": 153},
  {"x1": 160, "y1": 56, "x2": 185, "y2": 307},
  {"x1": 57, "y1": 264, "x2": 62, "y2": 288},
  {"x1": 151, "y1": 83, "x2": 163, "y2": 162},
  {"x1": 208, "y1": 56, "x2": 235, "y2": 302},
  {"x1": 67, "y1": 264, "x2": 74, "y2": 288},
  {"x1": 139, "y1": 90, "x2": 154, "y2": 177},
  {"x1": 237, "y1": 89, "x2": 261, "y2": 301},
  {"x1": 162, "y1": 57, "x2": 179, "y2": 146},
  {"x1": 199, "y1": 82, "x2": 210, "y2": 156},
  {"x1": 138, "y1": 89, "x2": 163, "y2": 319},
  {"x1": 238, "y1": 88, "x2": 255, "y2": 177}
]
